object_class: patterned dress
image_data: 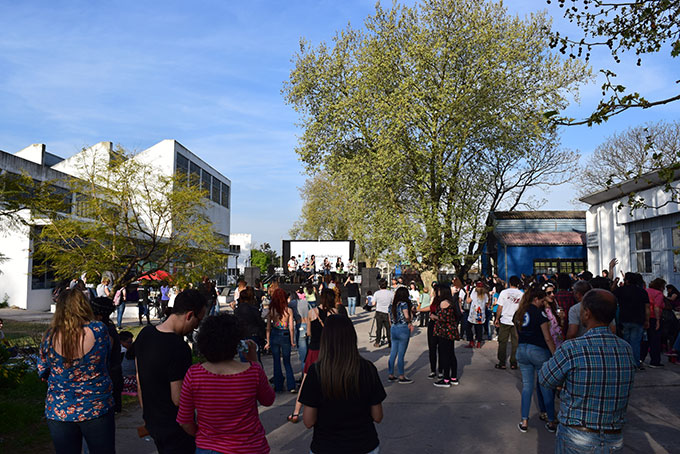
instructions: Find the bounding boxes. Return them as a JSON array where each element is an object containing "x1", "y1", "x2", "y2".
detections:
[{"x1": 37, "y1": 321, "x2": 114, "y2": 422}]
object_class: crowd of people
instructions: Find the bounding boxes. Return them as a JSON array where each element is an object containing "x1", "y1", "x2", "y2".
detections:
[{"x1": 29, "y1": 262, "x2": 680, "y2": 453}]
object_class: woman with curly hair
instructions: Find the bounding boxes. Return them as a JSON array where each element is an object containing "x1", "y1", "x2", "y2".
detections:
[
  {"x1": 387, "y1": 287, "x2": 414, "y2": 384},
  {"x1": 37, "y1": 289, "x2": 115, "y2": 454},
  {"x1": 177, "y1": 313, "x2": 275, "y2": 453},
  {"x1": 265, "y1": 288, "x2": 296, "y2": 393}
]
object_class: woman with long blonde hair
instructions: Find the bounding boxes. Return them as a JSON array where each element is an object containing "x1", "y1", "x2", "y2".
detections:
[
  {"x1": 37, "y1": 289, "x2": 115, "y2": 454},
  {"x1": 465, "y1": 281, "x2": 489, "y2": 348},
  {"x1": 299, "y1": 315, "x2": 386, "y2": 454}
]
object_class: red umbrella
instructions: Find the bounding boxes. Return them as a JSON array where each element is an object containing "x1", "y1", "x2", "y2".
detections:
[{"x1": 138, "y1": 270, "x2": 171, "y2": 281}]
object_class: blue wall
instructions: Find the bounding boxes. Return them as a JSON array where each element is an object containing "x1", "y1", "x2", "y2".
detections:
[{"x1": 497, "y1": 245, "x2": 587, "y2": 281}]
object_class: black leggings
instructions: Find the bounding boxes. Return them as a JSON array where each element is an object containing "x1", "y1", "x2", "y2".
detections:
[
  {"x1": 427, "y1": 320, "x2": 440, "y2": 373},
  {"x1": 438, "y1": 337, "x2": 458, "y2": 380},
  {"x1": 466, "y1": 323, "x2": 484, "y2": 342}
]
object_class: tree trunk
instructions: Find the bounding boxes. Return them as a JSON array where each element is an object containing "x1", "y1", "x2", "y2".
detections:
[{"x1": 420, "y1": 269, "x2": 437, "y2": 292}]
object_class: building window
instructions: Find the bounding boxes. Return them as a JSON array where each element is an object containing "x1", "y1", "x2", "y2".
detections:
[
  {"x1": 220, "y1": 182, "x2": 230, "y2": 208},
  {"x1": 635, "y1": 231, "x2": 652, "y2": 273},
  {"x1": 176, "y1": 153, "x2": 189, "y2": 177},
  {"x1": 189, "y1": 161, "x2": 201, "y2": 187},
  {"x1": 31, "y1": 228, "x2": 55, "y2": 290},
  {"x1": 534, "y1": 259, "x2": 586, "y2": 276},
  {"x1": 202, "y1": 171, "x2": 212, "y2": 194},
  {"x1": 212, "y1": 176, "x2": 220, "y2": 203}
]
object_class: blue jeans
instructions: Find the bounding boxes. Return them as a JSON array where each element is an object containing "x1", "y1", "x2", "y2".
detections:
[
  {"x1": 296, "y1": 323, "x2": 308, "y2": 374},
  {"x1": 196, "y1": 449, "x2": 224, "y2": 454},
  {"x1": 47, "y1": 410, "x2": 115, "y2": 454},
  {"x1": 621, "y1": 322, "x2": 644, "y2": 366},
  {"x1": 556, "y1": 424, "x2": 623, "y2": 453},
  {"x1": 208, "y1": 301, "x2": 218, "y2": 316},
  {"x1": 517, "y1": 343, "x2": 555, "y2": 421},
  {"x1": 388, "y1": 324, "x2": 410, "y2": 376},
  {"x1": 271, "y1": 328, "x2": 295, "y2": 391},
  {"x1": 116, "y1": 302, "x2": 126, "y2": 327},
  {"x1": 674, "y1": 331, "x2": 680, "y2": 352},
  {"x1": 347, "y1": 297, "x2": 357, "y2": 315}
]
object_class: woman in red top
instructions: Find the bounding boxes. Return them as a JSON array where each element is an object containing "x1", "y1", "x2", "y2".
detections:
[
  {"x1": 642, "y1": 278, "x2": 666, "y2": 367},
  {"x1": 177, "y1": 313, "x2": 275, "y2": 454}
]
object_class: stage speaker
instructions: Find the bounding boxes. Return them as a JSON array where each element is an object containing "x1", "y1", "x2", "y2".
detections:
[
  {"x1": 361, "y1": 267, "x2": 380, "y2": 293},
  {"x1": 244, "y1": 267, "x2": 261, "y2": 286}
]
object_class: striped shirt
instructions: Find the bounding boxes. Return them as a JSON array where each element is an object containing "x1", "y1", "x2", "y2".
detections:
[
  {"x1": 539, "y1": 326, "x2": 636, "y2": 431},
  {"x1": 176, "y1": 362, "x2": 276, "y2": 454}
]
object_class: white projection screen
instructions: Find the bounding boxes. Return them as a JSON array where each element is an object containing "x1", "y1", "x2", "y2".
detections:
[{"x1": 282, "y1": 240, "x2": 355, "y2": 272}]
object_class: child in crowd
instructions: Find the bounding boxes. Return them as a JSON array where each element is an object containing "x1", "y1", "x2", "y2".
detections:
[{"x1": 119, "y1": 331, "x2": 137, "y2": 396}]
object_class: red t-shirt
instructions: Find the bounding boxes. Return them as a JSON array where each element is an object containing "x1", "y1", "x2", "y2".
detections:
[
  {"x1": 176, "y1": 362, "x2": 275, "y2": 454},
  {"x1": 646, "y1": 288, "x2": 664, "y2": 318}
]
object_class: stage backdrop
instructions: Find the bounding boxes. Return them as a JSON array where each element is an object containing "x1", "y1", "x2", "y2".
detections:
[{"x1": 282, "y1": 240, "x2": 355, "y2": 272}]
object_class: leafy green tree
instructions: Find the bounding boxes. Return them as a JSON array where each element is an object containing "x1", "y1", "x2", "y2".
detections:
[
  {"x1": 250, "y1": 243, "x2": 279, "y2": 275},
  {"x1": 546, "y1": 0, "x2": 680, "y2": 125},
  {"x1": 34, "y1": 146, "x2": 224, "y2": 291},
  {"x1": 284, "y1": 0, "x2": 587, "y2": 280}
]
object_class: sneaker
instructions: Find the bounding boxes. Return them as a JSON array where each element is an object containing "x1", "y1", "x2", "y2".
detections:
[
  {"x1": 433, "y1": 379, "x2": 451, "y2": 388},
  {"x1": 545, "y1": 422, "x2": 557, "y2": 433},
  {"x1": 398, "y1": 377, "x2": 414, "y2": 384},
  {"x1": 648, "y1": 363, "x2": 664, "y2": 368},
  {"x1": 437, "y1": 372, "x2": 444, "y2": 379},
  {"x1": 450, "y1": 378, "x2": 459, "y2": 386},
  {"x1": 387, "y1": 375, "x2": 398, "y2": 382},
  {"x1": 464, "y1": 341, "x2": 475, "y2": 348},
  {"x1": 517, "y1": 422, "x2": 528, "y2": 433},
  {"x1": 637, "y1": 365, "x2": 645, "y2": 371},
  {"x1": 476, "y1": 341, "x2": 482, "y2": 348},
  {"x1": 427, "y1": 372, "x2": 436, "y2": 379},
  {"x1": 289, "y1": 388, "x2": 297, "y2": 394}
]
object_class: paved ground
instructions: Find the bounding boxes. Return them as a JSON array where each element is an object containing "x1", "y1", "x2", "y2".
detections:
[{"x1": 4, "y1": 307, "x2": 679, "y2": 453}]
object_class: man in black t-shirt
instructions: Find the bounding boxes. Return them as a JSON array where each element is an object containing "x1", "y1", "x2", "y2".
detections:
[
  {"x1": 135, "y1": 289, "x2": 207, "y2": 454},
  {"x1": 613, "y1": 273, "x2": 650, "y2": 369}
]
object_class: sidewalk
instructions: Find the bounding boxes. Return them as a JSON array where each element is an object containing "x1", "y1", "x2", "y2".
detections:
[{"x1": 7, "y1": 307, "x2": 679, "y2": 453}]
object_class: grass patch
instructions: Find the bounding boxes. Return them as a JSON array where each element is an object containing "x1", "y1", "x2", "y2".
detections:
[
  {"x1": 2, "y1": 320, "x2": 49, "y2": 347},
  {"x1": 0, "y1": 372, "x2": 51, "y2": 453}
]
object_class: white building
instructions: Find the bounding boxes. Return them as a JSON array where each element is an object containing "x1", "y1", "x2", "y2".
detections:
[
  {"x1": 0, "y1": 140, "x2": 238, "y2": 311},
  {"x1": 580, "y1": 169, "x2": 680, "y2": 286},
  {"x1": 230, "y1": 233, "x2": 253, "y2": 274}
]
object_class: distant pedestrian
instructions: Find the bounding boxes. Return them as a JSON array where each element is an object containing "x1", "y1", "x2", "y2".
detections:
[
  {"x1": 613, "y1": 273, "x2": 650, "y2": 369},
  {"x1": 265, "y1": 288, "x2": 296, "y2": 393},
  {"x1": 540, "y1": 289, "x2": 636, "y2": 453},
  {"x1": 495, "y1": 276, "x2": 522, "y2": 370},
  {"x1": 464, "y1": 282, "x2": 489, "y2": 348},
  {"x1": 344, "y1": 274, "x2": 360, "y2": 316},
  {"x1": 373, "y1": 280, "x2": 393, "y2": 348},
  {"x1": 387, "y1": 287, "x2": 414, "y2": 384},
  {"x1": 641, "y1": 278, "x2": 666, "y2": 368},
  {"x1": 432, "y1": 284, "x2": 460, "y2": 388},
  {"x1": 565, "y1": 280, "x2": 593, "y2": 340}
]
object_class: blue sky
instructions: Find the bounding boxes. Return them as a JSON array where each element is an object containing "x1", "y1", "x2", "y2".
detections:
[{"x1": 1, "y1": 0, "x2": 678, "y2": 251}]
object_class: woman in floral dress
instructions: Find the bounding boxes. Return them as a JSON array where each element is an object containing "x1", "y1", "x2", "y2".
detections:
[
  {"x1": 432, "y1": 284, "x2": 460, "y2": 388},
  {"x1": 38, "y1": 289, "x2": 115, "y2": 454}
]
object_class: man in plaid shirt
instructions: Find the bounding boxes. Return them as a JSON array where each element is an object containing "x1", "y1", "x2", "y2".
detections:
[{"x1": 539, "y1": 289, "x2": 636, "y2": 453}]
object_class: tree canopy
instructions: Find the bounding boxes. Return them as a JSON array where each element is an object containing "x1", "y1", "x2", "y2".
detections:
[
  {"x1": 546, "y1": 0, "x2": 680, "y2": 125},
  {"x1": 33, "y1": 146, "x2": 224, "y2": 290},
  {"x1": 284, "y1": 0, "x2": 588, "y2": 278}
]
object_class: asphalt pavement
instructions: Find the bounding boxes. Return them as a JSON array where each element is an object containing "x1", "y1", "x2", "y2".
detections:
[{"x1": 3, "y1": 307, "x2": 679, "y2": 453}]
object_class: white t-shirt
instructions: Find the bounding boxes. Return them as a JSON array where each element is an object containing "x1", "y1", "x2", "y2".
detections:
[
  {"x1": 287, "y1": 259, "x2": 297, "y2": 272},
  {"x1": 373, "y1": 289, "x2": 394, "y2": 314},
  {"x1": 497, "y1": 287, "x2": 523, "y2": 325},
  {"x1": 409, "y1": 289, "x2": 420, "y2": 303},
  {"x1": 467, "y1": 290, "x2": 488, "y2": 324}
]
